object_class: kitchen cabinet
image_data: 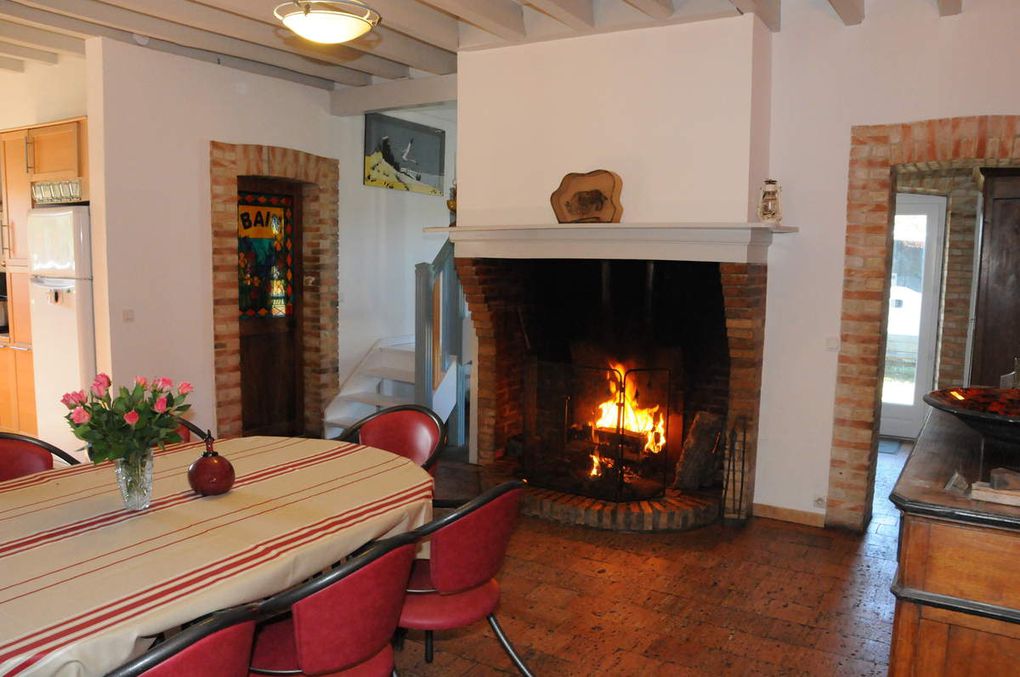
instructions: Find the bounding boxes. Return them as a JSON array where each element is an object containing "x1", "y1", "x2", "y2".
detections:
[
  {"x1": 1, "y1": 130, "x2": 31, "y2": 267},
  {"x1": 28, "y1": 122, "x2": 84, "y2": 182},
  {"x1": 14, "y1": 347, "x2": 36, "y2": 435},
  {"x1": 0, "y1": 272, "x2": 35, "y2": 435},
  {"x1": 8, "y1": 271, "x2": 31, "y2": 344},
  {"x1": 0, "y1": 344, "x2": 16, "y2": 431}
]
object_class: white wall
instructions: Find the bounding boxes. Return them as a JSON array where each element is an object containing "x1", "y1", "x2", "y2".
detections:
[
  {"x1": 335, "y1": 107, "x2": 453, "y2": 381},
  {"x1": 458, "y1": 14, "x2": 767, "y2": 226},
  {"x1": 86, "y1": 38, "x2": 450, "y2": 432},
  {"x1": 0, "y1": 56, "x2": 86, "y2": 131},
  {"x1": 758, "y1": 0, "x2": 1020, "y2": 516}
]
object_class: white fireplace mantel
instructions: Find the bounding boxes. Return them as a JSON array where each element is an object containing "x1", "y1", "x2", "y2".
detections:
[{"x1": 424, "y1": 222, "x2": 797, "y2": 264}]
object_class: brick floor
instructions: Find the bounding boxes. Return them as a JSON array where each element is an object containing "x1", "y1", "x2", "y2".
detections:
[{"x1": 398, "y1": 446, "x2": 909, "y2": 676}]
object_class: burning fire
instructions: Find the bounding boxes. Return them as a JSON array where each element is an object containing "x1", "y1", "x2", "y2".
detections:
[
  {"x1": 589, "y1": 451, "x2": 603, "y2": 477},
  {"x1": 592, "y1": 362, "x2": 666, "y2": 454}
]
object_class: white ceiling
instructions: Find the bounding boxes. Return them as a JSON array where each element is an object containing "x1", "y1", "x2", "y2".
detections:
[{"x1": 0, "y1": 1, "x2": 963, "y2": 88}]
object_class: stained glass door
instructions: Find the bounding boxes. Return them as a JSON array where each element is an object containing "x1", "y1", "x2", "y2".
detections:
[{"x1": 238, "y1": 192, "x2": 294, "y2": 318}]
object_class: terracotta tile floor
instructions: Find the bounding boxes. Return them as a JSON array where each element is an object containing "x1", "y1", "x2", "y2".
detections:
[{"x1": 398, "y1": 445, "x2": 910, "y2": 676}]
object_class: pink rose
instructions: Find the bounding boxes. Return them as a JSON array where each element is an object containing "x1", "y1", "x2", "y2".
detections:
[
  {"x1": 70, "y1": 407, "x2": 90, "y2": 424},
  {"x1": 178, "y1": 381, "x2": 193, "y2": 395},
  {"x1": 60, "y1": 392, "x2": 77, "y2": 408},
  {"x1": 124, "y1": 410, "x2": 140, "y2": 426},
  {"x1": 91, "y1": 373, "x2": 111, "y2": 397},
  {"x1": 134, "y1": 376, "x2": 148, "y2": 388},
  {"x1": 153, "y1": 377, "x2": 173, "y2": 392},
  {"x1": 153, "y1": 396, "x2": 168, "y2": 414}
]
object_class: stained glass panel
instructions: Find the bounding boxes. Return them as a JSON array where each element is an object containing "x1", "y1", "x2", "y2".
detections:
[{"x1": 238, "y1": 191, "x2": 294, "y2": 318}]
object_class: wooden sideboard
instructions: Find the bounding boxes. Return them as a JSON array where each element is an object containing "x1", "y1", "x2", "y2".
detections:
[{"x1": 890, "y1": 411, "x2": 1020, "y2": 675}]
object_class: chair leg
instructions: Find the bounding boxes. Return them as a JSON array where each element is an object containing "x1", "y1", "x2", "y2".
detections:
[
  {"x1": 424, "y1": 630, "x2": 434, "y2": 663},
  {"x1": 487, "y1": 614, "x2": 534, "y2": 677},
  {"x1": 392, "y1": 627, "x2": 407, "y2": 651}
]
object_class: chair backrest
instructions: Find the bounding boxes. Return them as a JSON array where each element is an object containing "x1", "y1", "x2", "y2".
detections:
[
  {"x1": 105, "y1": 605, "x2": 257, "y2": 677},
  {"x1": 260, "y1": 534, "x2": 416, "y2": 675},
  {"x1": 0, "y1": 433, "x2": 78, "y2": 481},
  {"x1": 341, "y1": 405, "x2": 444, "y2": 471},
  {"x1": 175, "y1": 418, "x2": 213, "y2": 444},
  {"x1": 419, "y1": 482, "x2": 523, "y2": 595}
]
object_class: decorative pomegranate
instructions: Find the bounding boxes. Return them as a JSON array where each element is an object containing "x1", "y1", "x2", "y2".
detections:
[{"x1": 187, "y1": 435, "x2": 235, "y2": 496}]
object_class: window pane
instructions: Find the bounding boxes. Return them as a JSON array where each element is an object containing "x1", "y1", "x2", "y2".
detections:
[
  {"x1": 882, "y1": 214, "x2": 927, "y2": 405},
  {"x1": 237, "y1": 191, "x2": 295, "y2": 319}
]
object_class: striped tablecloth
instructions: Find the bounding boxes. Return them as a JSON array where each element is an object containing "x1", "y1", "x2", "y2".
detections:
[{"x1": 0, "y1": 437, "x2": 433, "y2": 677}]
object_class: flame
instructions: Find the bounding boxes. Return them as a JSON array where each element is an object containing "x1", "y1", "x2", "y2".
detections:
[
  {"x1": 589, "y1": 451, "x2": 603, "y2": 477},
  {"x1": 592, "y1": 362, "x2": 666, "y2": 454}
]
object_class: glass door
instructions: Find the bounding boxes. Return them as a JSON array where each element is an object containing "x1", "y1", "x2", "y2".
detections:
[{"x1": 880, "y1": 194, "x2": 947, "y2": 439}]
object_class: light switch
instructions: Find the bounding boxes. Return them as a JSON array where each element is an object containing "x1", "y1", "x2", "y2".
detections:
[{"x1": 123, "y1": 309, "x2": 135, "y2": 322}]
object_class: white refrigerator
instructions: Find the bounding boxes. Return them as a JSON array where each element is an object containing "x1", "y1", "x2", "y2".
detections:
[{"x1": 27, "y1": 206, "x2": 96, "y2": 457}]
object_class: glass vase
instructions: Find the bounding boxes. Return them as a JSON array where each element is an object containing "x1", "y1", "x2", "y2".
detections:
[{"x1": 114, "y1": 449, "x2": 154, "y2": 511}]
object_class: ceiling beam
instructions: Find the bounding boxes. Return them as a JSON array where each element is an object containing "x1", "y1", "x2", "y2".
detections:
[
  {"x1": 527, "y1": 0, "x2": 595, "y2": 30},
  {"x1": 729, "y1": 0, "x2": 780, "y2": 31},
  {"x1": 0, "y1": 52, "x2": 24, "y2": 69},
  {"x1": 0, "y1": 36, "x2": 57, "y2": 61},
  {"x1": 331, "y1": 73, "x2": 456, "y2": 116},
  {"x1": 827, "y1": 0, "x2": 863, "y2": 25},
  {"x1": 0, "y1": 0, "x2": 372, "y2": 85},
  {"x1": 96, "y1": 0, "x2": 408, "y2": 79},
  {"x1": 193, "y1": 0, "x2": 457, "y2": 74},
  {"x1": 0, "y1": 17, "x2": 84, "y2": 53},
  {"x1": 937, "y1": 0, "x2": 962, "y2": 17},
  {"x1": 622, "y1": 0, "x2": 674, "y2": 19},
  {"x1": 347, "y1": 0, "x2": 459, "y2": 52},
  {"x1": 417, "y1": 0, "x2": 526, "y2": 41}
]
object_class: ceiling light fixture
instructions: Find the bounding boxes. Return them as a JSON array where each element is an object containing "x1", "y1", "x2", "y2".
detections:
[{"x1": 274, "y1": 0, "x2": 380, "y2": 44}]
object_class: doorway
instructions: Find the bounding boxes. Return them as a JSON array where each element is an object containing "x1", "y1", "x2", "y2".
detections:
[
  {"x1": 879, "y1": 193, "x2": 946, "y2": 439},
  {"x1": 237, "y1": 176, "x2": 304, "y2": 436}
]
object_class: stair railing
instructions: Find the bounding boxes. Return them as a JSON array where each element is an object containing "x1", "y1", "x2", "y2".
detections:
[{"x1": 415, "y1": 239, "x2": 466, "y2": 444}]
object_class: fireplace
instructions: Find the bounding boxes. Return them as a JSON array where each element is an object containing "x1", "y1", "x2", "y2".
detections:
[{"x1": 446, "y1": 222, "x2": 781, "y2": 526}]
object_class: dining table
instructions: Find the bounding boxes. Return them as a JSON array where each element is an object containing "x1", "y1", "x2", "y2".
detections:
[{"x1": 0, "y1": 436, "x2": 434, "y2": 676}]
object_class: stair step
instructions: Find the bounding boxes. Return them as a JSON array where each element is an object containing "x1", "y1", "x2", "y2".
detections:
[
  {"x1": 361, "y1": 365, "x2": 415, "y2": 384},
  {"x1": 375, "y1": 345, "x2": 415, "y2": 371},
  {"x1": 335, "y1": 392, "x2": 413, "y2": 408}
]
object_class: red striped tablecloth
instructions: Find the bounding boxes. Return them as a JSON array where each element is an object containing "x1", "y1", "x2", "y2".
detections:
[{"x1": 0, "y1": 437, "x2": 433, "y2": 676}]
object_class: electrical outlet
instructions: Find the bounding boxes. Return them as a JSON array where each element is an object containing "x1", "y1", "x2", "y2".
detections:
[{"x1": 813, "y1": 496, "x2": 826, "y2": 508}]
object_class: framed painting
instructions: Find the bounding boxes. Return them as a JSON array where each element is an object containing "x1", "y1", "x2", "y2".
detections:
[{"x1": 364, "y1": 112, "x2": 445, "y2": 196}]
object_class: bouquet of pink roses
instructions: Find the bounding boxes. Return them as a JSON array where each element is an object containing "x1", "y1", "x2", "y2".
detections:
[{"x1": 62, "y1": 374, "x2": 193, "y2": 464}]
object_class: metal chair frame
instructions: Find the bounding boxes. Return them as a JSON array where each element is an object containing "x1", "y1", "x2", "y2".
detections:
[
  {"x1": 338, "y1": 404, "x2": 445, "y2": 473},
  {"x1": 0, "y1": 432, "x2": 79, "y2": 466}
]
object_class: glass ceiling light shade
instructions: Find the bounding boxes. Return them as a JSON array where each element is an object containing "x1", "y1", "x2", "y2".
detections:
[{"x1": 274, "y1": 0, "x2": 380, "y2": 44}]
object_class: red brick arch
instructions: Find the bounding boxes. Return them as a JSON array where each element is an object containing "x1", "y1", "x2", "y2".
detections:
[
  {"x1": 209, "y1": 142, "x2": 339, "y2": 437},
  {"x1": 827, "y1": 116, "x2": 1020, "y2": 530}
]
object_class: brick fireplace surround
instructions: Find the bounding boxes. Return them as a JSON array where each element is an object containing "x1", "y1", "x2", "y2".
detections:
[{"x1": 456, "y1": 257, "x2": 767, "y2": 521}]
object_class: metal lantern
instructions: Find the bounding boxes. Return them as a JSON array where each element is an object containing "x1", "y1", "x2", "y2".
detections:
[{"x1": 757, "y1": 179, "x2": 782, "y2": 224}]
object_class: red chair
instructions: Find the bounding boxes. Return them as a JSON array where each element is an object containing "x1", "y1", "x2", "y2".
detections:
[
  {"x1": 0, "y1": 432, "x2": 79, "y2": 481},
  {"x1": 399, "y1": 481, "x2": 532, "y2": 676},
  {"x1": 175, "y1": 418, "x2": 213, "y2": 444},
  {"x1": 339, "y1": 405, "x2": 445, "y2": 475},
  {"x1": 248, "y1": 533, "x2": 417, "y2": 676},
  {"x1": 105, "y1": 604, "x2": 258, "y2": 677}
]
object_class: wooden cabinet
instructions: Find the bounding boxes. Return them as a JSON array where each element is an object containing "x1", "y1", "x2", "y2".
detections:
[
  {"x1": 28, "y1": 122, "x2": 84, "y2": 182},
  {"x1": 890, "y1": 412, "x2": 1020, "y2": 676},
  {"x1": 13, "y1": 347, "x2": 36, "y2": 435},
  {"x1": 0, "y1": 344, "x2": 16, "y2": 432},
  {"x1": 8, "y1": 271, "x2": 31, "y2": 344},
  {"x1": 1, "y1": 130, "x2": 32, "y2": 266}
]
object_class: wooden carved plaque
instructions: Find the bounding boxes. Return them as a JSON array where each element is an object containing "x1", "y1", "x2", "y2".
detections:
[{"x1": 550, "y1": 170, "x2": 623, "y2": 223}]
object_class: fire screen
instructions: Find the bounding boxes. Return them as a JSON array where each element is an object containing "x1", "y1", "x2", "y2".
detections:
[{"x1": 522, "y1": 361, "x2": 672, "y2": 501}]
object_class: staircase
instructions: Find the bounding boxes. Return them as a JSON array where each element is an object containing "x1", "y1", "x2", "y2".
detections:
[{"x1": 322, "y1": 337, "x2": 416, "y2": 439}]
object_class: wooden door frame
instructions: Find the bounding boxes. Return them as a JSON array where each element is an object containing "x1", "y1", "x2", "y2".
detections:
[{"x1": 209, "y1": 142, "x2": 339, "y2": 438}]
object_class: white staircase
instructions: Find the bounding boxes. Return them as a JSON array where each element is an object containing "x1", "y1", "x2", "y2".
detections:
[{"x1": 322, "y1": 337, "x2": 416, "y2": 439}]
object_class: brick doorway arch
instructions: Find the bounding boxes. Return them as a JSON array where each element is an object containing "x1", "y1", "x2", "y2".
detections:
[
  {"x1": 209, "y1": 142, "x2": 339, "y2": 437},
  {"x1": 827, "y1": 116, "x2": 1020, "y2": 530}
]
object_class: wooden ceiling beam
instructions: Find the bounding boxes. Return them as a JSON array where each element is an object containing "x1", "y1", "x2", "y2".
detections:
[
  {"x1": 193, "y1": 0, "x2": 456, "y2": 74},
  {"x1": 527, "y1": 0, "x2": 595, "y2": 30},
  {"x1": 0, "y1": 36, "x2": 58, "y2": 61},
  {"x1": 0, "y1": 17, "x2": 84, "y2": 53},
  {"x1": 729, "y1": 0, "x2": 780, "y2": 31},
  {"x1": 1, "y1": 0, "x2": 372, "y2": 85},
  {"x1": 416, "y1": 0, "x2": 526, "y2": 41},
  {"x1": 350, "y1": 0, "x2": 459, "y2": 51},
  {"x1": 937, "y1": 0, "x2": 962, "y2": 17},
  {"x1": 0, "y1": 53, "x2": 24, "y2": 70},
  {"x1": 827, "y1": 0, "x2": 863, "y2": 25},
  {"x1": 331, "y1": 73, "x2": 456, "y2": 116},
  {"x1": 96, "y1": 0, "x2": 407, "y2": 79},
  {"x1": 622, "y1": 0, "x2": 674, "y2": 20}
]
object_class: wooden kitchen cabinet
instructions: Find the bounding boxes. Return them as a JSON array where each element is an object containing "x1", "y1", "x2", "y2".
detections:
[
  {"x1": 1, "y1": 129, "x2": 31, "y2": 267},
  {"x1": 28, "y1": 121, "x2": 87, "y2": 184},
  {"x1": 13, "y1": 347, "x2": 36, "y2": 435},
  {"x1": 0, "y1": 345, "x2": 16, "y2": 432},
  {"x1": 8, "y1": 271, "x2": 31, "y2": 344}
]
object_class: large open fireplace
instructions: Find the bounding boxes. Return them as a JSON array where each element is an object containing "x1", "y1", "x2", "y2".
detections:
[{"x1": 445, "y1": 223, "x2": 781, "y2": 529}]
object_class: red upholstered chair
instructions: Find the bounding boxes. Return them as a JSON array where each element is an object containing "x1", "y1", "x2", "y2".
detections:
[
  {"x1": 339, "y1": 405, "x2": 445, "y2": 475},
  {"x1": 248, "y1": 533, "x2": 417, "y2": 676},
  {"x1": 399, "y1": 481, "x2": 531, "y2": 676},
  {"x1": 175, "y1": 418, "x2": 213, "y2": 444},
  {"x1": 104, "y1": 604, "x2": 258, "y2": 677},
  {"x1": 0, "y1": 432, "x2": 79, "y2": 481}
]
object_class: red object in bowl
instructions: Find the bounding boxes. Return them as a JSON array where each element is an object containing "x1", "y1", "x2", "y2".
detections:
[{"x1": 188, "y1": 442, "x2": 235, "y2": 496}]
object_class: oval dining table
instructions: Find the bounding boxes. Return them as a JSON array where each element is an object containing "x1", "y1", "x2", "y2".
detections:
[{"x1": 0, "y1": 437, "x2": 434, "y2": 676}]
